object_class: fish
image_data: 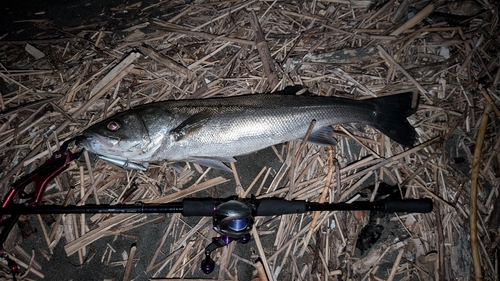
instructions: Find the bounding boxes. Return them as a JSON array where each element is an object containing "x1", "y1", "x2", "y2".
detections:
[{"x1": 77, "y1": 86, "x2": 418, "y2": 171}]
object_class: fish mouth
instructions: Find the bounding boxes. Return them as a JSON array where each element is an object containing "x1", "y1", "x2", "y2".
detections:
[
  {"x1": 75, "y1": 137, "x2": 144, "y2": 170},
  {"x1": 75, "y1": 135, "x2": 88, "y2": 149}
]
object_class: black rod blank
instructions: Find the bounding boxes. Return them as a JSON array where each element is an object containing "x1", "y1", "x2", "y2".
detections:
[
  {"x1": 306, "y1": 199, "x2": 433, "y2": 213},
  {"x1": 0, "y1": 202, "x2": 183, "y2": 214},
  {"x1": 0, "y1": 198, "x2": 433, "y2": 216}
]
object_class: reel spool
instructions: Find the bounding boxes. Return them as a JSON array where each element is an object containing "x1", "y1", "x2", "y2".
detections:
[{"x1": 213, "y1": 200, "x2": 254, "y2": 238}]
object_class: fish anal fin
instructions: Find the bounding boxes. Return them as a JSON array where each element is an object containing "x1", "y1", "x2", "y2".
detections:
[
  {"x1": 170, "y1": 110, "x2": 213, "y2": 141},
  {"x1": 278, "y1": 85, "x2": 305, "y2": 95},
  {"x1": 307, "y1": 126, "x2": 337, "y2": 146}
]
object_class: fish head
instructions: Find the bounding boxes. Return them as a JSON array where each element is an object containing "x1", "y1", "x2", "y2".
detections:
[{"x1": 77, "y1": 111, "x2": 151, "y2": 160}]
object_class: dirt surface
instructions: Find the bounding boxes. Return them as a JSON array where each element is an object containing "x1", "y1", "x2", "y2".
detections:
[
  {"x1": 18, "y1": 148, "x2": 283, "y2": 280},
  {"x1": 4, "y1": 0, "x2": 195, "y2": 37},
  {"x1": 1, "y1": 0, "x2": 498, "y2": 280}
]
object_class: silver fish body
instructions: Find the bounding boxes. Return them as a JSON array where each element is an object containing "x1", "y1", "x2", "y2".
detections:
[{"x1": 77, "y1": 87, "x2": 417, "y2": 170}]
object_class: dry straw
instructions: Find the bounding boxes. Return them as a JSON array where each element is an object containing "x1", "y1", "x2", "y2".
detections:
[{"x1": 0, "y1": 0, "x2": 498, "y2": 280}]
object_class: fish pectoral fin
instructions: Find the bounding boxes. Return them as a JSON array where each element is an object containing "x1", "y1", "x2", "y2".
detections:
[
  {"x1": 188, "y1": 156, "x2": 236, "y2": 172},
  {"x1": 170, "y1": 110, "x2": 213, "y2": 141},
  {"x1": 307, "y1": 126, "x2": 337, "y2": 146},
  {"x1": 168, "y1": 163, "x2": 186, "y2": 173}
]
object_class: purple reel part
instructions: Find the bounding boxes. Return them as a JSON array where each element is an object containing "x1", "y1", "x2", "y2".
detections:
[
  {"x1": 201, "y1": 200, "x2": 255, "y2": 274},
  {"x1": 200, "y1": 234, "x2": 252, "y2": 274},
  {"x1": 201, "y1": 256, "x2": 215, "y2": 274}
]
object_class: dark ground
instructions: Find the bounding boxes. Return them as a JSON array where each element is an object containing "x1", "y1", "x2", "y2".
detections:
[
  {"x1": 1, "y1": 2, "x2": 255, "y2": 280},
  {"x1": 1, "y1": 0, "x2": 159, "y2": 40},
  {"x1": 1, "y1": 1, "x2": 411, "y2": 280},
  {"x1": 13, "y1": 148, "x2": 284, "y2": 281}
]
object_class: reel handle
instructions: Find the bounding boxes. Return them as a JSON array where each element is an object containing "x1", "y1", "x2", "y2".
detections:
[{"x1": 201, "y1": 255, "x2": 215, "y2": 274}]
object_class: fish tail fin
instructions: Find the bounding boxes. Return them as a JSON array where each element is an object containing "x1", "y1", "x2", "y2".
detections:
[{"x1": 368, "y1": 92, "x2": 418, "y2": 147}]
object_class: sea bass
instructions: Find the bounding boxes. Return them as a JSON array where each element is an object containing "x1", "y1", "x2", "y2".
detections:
[{"x1": 77, "y1": 86, "x2": 418, "y2": 171}]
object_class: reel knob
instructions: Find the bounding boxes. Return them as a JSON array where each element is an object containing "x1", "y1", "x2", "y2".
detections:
[
  {"x1": 200, "y1": 199, "x2": 255, "y2": 274},
  {"x1": 201, "y1": 255, "x2": 215, "y2": 274}
]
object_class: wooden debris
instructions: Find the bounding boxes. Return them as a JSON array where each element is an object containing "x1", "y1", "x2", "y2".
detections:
[
  {"x1": 248, "y1": 11, "x2": 280, "y2": 90},
  {"x1": 24, "y1": 44, "x2": 46, "y2": 60},
  {"x1": 8, "y1": 255, "x2": 44, "y2": 279},
  {"x1": 390, "y1": 4, "x2": 435, "y2": 36},
  {"x1": 470, "y1": 106, "x2": 490, "y2": 280},
  {"x1": 253, "y1": 259, "x2": 268, "y2": 281},
  {"x1": 252, "y1": 227, "x2": 275, "y2": 281},
  {"x1": 0, "y1": 0, "x2": 498, "y2": 280},
  {"x1": 122, "y1": 244, "x2": 137, "y2": 281}
]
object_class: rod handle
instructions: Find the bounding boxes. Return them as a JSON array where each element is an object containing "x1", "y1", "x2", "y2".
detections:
[
  {"x1": 182, "y1": 199, "x2": 216, "y2": 216},
  {"x1": 182, "y1": 198, "x2": 308, "y2": 217},
  {"x1": 256, "y1": 198, "x2": 306, "y2": 216},
  {"x1": 382, "y1": 199, "x2": 433, "y2": 213}
]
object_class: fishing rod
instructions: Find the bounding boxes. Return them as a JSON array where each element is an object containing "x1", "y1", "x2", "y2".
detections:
[
  {"x1": 1, "y1": 196, "x2": 433, "y2": 274},
  {"x1": 0, "y1": 136, "x2": 433, "y2": 276}
]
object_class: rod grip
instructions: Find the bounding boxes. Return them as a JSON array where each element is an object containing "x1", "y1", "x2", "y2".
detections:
[
  {"x1": 382, "y1": 199, "x2": 433, "y2": 213},
  {"x1": 256, "y1": 199, "x2": 306, "y2": 216},
  {"x1": 182, "y1": 199, "x2": 216, "y2": 216}
]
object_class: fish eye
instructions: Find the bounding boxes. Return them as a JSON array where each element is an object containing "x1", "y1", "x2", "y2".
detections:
[{"x1": 107, "y1": 120, "x2": 121, "y2": 131}]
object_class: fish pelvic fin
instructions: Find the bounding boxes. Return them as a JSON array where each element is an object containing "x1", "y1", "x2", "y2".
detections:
[
  {"x1": 170, "y1": 110, "x2": 214, "y2": 141},
  {"x1": 187, "y1": 156, "x2": 236, "y2": 172},
  {"x1": 278, "y1": 85, "x2": 308, "y2": 95},
  {"x1": 369, "y1": 92, "x2": 418, "y2": 147}
]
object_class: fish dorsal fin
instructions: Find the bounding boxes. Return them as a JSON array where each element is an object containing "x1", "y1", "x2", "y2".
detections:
[
  {"x1": 187, "y1": 156, "x2": 236, "y2": 172},
  {"x1": 170, "y1": 110, "x2": 213, "y2": 141},
  {"x1": 307, "y1": 126, "x2": 337, "y2": 146}
]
